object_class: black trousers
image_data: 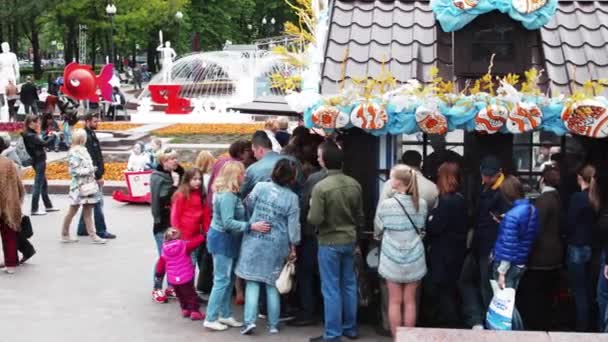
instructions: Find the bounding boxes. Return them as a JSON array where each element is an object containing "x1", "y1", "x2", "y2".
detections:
[
  {"x1": 17, "y1": 231, "x2": 35, "y2": 258},
  {"x1": 516, "y1": 268, "x2": 561, "y2": 331},
  {"x1": 196, "y1": 242, "x2": 214, "y2": 294}
]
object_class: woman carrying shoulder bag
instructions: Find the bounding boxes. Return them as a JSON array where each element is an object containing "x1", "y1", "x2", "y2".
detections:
[
  {"x1": 374, "y1": 164, "x2": 428, "y2": 336},
  {"x1": 60, "y1": 129, "x2": 106, "y2": 244}
]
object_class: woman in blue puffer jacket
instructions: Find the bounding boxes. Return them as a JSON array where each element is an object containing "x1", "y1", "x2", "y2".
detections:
[{"x1": 492, "y1": 175, "x2": 540, "y2": 291}]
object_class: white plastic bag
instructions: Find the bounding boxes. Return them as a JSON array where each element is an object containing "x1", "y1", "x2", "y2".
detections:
[
  {"x1": 275, "y1": 259, "x2": 296, "y2": 295},
  {"x1": 485, "y1": 280, "x2": 516, "y2": 330}
]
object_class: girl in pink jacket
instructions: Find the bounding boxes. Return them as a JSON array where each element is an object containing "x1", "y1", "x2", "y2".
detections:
[{"x1": 155, "y1": 228, "x2": 205, "y2": 320}]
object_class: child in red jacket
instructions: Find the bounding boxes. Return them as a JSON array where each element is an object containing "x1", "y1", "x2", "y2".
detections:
[
  {"x1": 155, "y1": 228, "x2": 205, "y2": 320},
  {"x1": 171, "y1": 168, "x2": 211, "y2": 254}
]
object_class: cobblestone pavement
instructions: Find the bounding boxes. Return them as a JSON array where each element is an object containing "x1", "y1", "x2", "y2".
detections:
[{"x1": 0, "y1": 195, "x2": 389, "y2": 342}]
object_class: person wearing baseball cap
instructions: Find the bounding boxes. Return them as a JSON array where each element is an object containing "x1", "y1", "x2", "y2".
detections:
[{"x1": 460, "y1": 155, "x2": 510, "y2": 329}]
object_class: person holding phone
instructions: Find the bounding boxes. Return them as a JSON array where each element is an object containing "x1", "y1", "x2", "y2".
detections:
[{"x1": 460, "y1": 155, "x2": 510, "y2": 329}]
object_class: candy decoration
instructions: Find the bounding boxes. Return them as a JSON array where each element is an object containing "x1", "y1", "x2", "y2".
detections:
[
  {"x1": 415, "y1": 106, "x2": 448, "y2": 135},
  {"x1": 312, "y1": 105, "x2": 349, "y2": 129},
  {"x1": 562, "y1": 99, "x2": 608, "y2": 138},
  {"x1": 350, "y1": 102, "x2": 388, "y2": 130},
  {"x1": 512, "y1": 0, "x2": 547, "y2": 14},
  {"x1": 506, "y1": 102, "x2": 543, "y2": 133},
  {"x1": 475, "y1": 105, "x2": 508, "y2": 134},
  {"x1": 453, "y1": 0, "x2": 479, "y2": 10}
]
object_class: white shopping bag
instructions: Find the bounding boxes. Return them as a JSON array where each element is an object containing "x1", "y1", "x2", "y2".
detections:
[{"x1": 485, "y1": 280, "x2": 516, "y2": 330}]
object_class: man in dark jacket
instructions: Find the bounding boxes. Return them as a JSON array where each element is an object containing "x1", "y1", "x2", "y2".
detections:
[
  {"x1": 20, "y1": 76, "x2": 39, "y2": 114},
  {"x1": 517, "y1": 166, "x2": 562, "y2": 331},
  {"x1": 76, "y1": 113, "x2": 116, "y2": 239},
  {"x1": 460, "y1": 155, "x2": 510, "y2": 329},
  {"x1": 288, "y1": 168, "x2": 328, "y2": 327}
]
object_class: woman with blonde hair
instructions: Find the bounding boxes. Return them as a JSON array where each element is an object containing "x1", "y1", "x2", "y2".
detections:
[
  {"x1": 60, "y1": 129, "x2": 106, "y2": 244},
  {"x1": 374, "y1": 164, "x2": 428, "y2": 336},
  {"x1": 195, "y1": 150, "x2": 216, "y2": 188},
  {"x1": 203, "y1": 161, "x2": 270, "y2": 331}
]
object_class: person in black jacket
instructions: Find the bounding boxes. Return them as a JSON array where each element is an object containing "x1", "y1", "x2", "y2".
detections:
[
  {"x1": 566, "y1": 164, "x2": 596, "y2": 332},
  {"x1": 22, "y1": 114, "x2": 59, "y2": 215},
  {"x1": 590, "y1": 168, "x2": 608, "y2": 332},
  {"x1": 20, "y1": 76, "x2": 39, "y2": 114},
  {"x1": 426, "y1": 162, "x2": 468, "y2": 327},
  {"x1": 75, "y1": 113, "x2": 117, "y2": 239},
  {"x1": 459, "y1": 155, "x2": 510, "y2": 329}
]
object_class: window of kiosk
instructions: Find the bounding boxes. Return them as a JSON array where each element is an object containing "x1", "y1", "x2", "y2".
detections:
[
  {"x1": 513, "y1": 131, "x2": 564, "y2": 196},
  {"x1": 401, "y1": 130, "x2": 465, "y2": 174}
]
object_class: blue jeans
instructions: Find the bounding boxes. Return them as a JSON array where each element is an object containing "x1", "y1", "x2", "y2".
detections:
[
  {"x1": 153, "y1": 232, "x2": 165, "y2": 289},
  {"x1": 244, "y1": 281, "x2": 280, "y2": 328},
  {"x1": 206, "y1": 254, "x2": 235, "y2": 322},
  {"x1": 43, "y1": 133, "x2": 60, "y2": 150},
  {"x1": 31, "y1": 160, "x2": 53, "y2": 212},
  {"x1": 597, "y1": 252, "x2": 608, "y2": 332},
  {"x1": 567, "y1": 245, "x2": 592, "y2": 331},
  {"x1": 296, "y1": 236, "x2": 319, "y2": 320},
  {"x1": 77, "y1": 196, "x2": 107, "y2": 235},
  {"x1": 318, "y1": 244, "x2": 358, "y2": 341},
  {"x1": 63, "y1": 124, "x2": 72, "y2": 147}
]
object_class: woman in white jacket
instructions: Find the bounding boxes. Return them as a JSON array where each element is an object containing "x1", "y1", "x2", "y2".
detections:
[{"x1": 60, "y1": 129, "x2": 106, "y2": 244}]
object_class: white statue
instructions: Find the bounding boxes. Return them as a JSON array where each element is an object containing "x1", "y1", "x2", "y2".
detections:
[
  {"x1": 157, "y1": 41, "x2": 176, "y2": 83},
  {"x1": 0, "y1": 42, "x2": 19, "y2": 96}
]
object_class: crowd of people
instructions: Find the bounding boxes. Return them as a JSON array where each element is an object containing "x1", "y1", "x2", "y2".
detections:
[
  {"x1": 145, "y1": 117, "x2": 608, "y2": 340},
  {"x1": 3, "y1": 111, "x2": 608, "y2": 338}
]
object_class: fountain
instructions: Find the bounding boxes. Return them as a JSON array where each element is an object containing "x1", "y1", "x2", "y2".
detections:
[{"x1": 130, "y1": 49, "x2": 296, "y2": 123}]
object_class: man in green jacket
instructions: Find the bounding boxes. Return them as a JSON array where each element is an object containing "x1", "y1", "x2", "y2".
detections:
[{"x1": 308, "y1": 141, "x2": 364, "y2": 342}]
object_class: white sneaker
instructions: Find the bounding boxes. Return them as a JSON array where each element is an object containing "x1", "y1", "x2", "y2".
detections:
[
  {"x1": 3, "y1": 267, "x2": 16, "y2": 274},
  {"x1": 31, "y1": 210, "x2": 47, "y2": 216},
  {"x1": 219, "y1": 317, "x2": 243, "y2": 327},
  {"x1": 472, "y1": 324, "x2": 484, "y2": 330},
  {"x1": 91, "y1": 235, "x2": 107, "y2": 244},
  {"x1": 60, "y1": 236, "x2": 79, "y2": 243},
  {"x1": 203, "y1": 320, "x2": 229, "y2": 331}
]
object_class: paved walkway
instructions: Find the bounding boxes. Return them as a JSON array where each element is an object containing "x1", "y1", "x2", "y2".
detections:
[{"x1": 1, "y1": 195, "x2": 390, "y2": 342}]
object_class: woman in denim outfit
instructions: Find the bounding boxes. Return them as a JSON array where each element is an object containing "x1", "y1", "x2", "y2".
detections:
[
  {"x1": 236, "y1": 159, "x2": 301, "y2": 335},
  {"x1": 490, "y1": 176, "x2": 539, "y2": 330},
  {"x1": 566, "y1": 165, "x2": 596, "y2": 331},
  {"x1": 203, "y1": 161, "x2": 270, "y2": 332}
]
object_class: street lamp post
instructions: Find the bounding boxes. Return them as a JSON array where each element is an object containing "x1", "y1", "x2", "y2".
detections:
[
  {"x1": 175, "y1": 11, "x2": 183, "y2": 54},
  {"x1": 105, "y1": 3, "x2": 117, "y2": 66}
]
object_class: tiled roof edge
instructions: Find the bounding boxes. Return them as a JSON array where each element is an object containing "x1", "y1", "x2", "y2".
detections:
[
  {"x1": 555, "y1": 6, "x2": 608, "y2": 14},
  {"x1": 543, "y1": 59, "x2": 608, "y2": 68},
  {"x1": 542, "y1": 40, "x2": 608, "y2": 48},
  {"x1": 327, "y1": 37, "x2": 446, "y2": 47},
  {"x1": 543, "y1": 23, "x2": 608, "y2": 30},
  {"x1": 335, "y1": 2, "x2": 432, "y2": 12},
  {"x1": 331, "y1": 20, "x2": 436, "y2": 29},
  {"x1": 323, "y1": 56, "x2": 451, "y2": 68}
]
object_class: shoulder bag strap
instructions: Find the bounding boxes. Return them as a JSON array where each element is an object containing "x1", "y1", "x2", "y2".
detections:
[{"x1": 394, "y1": 197, "x2": 422, "y2": 236}]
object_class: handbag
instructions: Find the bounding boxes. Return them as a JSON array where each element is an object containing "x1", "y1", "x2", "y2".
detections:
[
  {"x1": 20, "y1": 215, "x2": 33, "y2": 239},
  {"x1": 275, "y1": 259, "x2": 296, "y2": 294},
  {"x1": 79, "y1": 180, "x2": 99, "y2": 197}
]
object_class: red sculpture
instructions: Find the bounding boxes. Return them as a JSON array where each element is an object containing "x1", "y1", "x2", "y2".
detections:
[{"x1": 148, "y1": 84, "x2": 191, "y2": 114}]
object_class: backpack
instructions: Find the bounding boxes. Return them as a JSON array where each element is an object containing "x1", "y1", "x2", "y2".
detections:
[{"x1": 15, "y1": 134, "x2": 32, "y2": 167}]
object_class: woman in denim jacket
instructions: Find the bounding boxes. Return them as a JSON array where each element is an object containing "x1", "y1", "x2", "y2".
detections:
[
  {"x1": 236, "y1": 159, "x2": 301, "y2": 335},
  {"x1": 203, "y1": 161, "x2": 269, "y2": 332}
]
